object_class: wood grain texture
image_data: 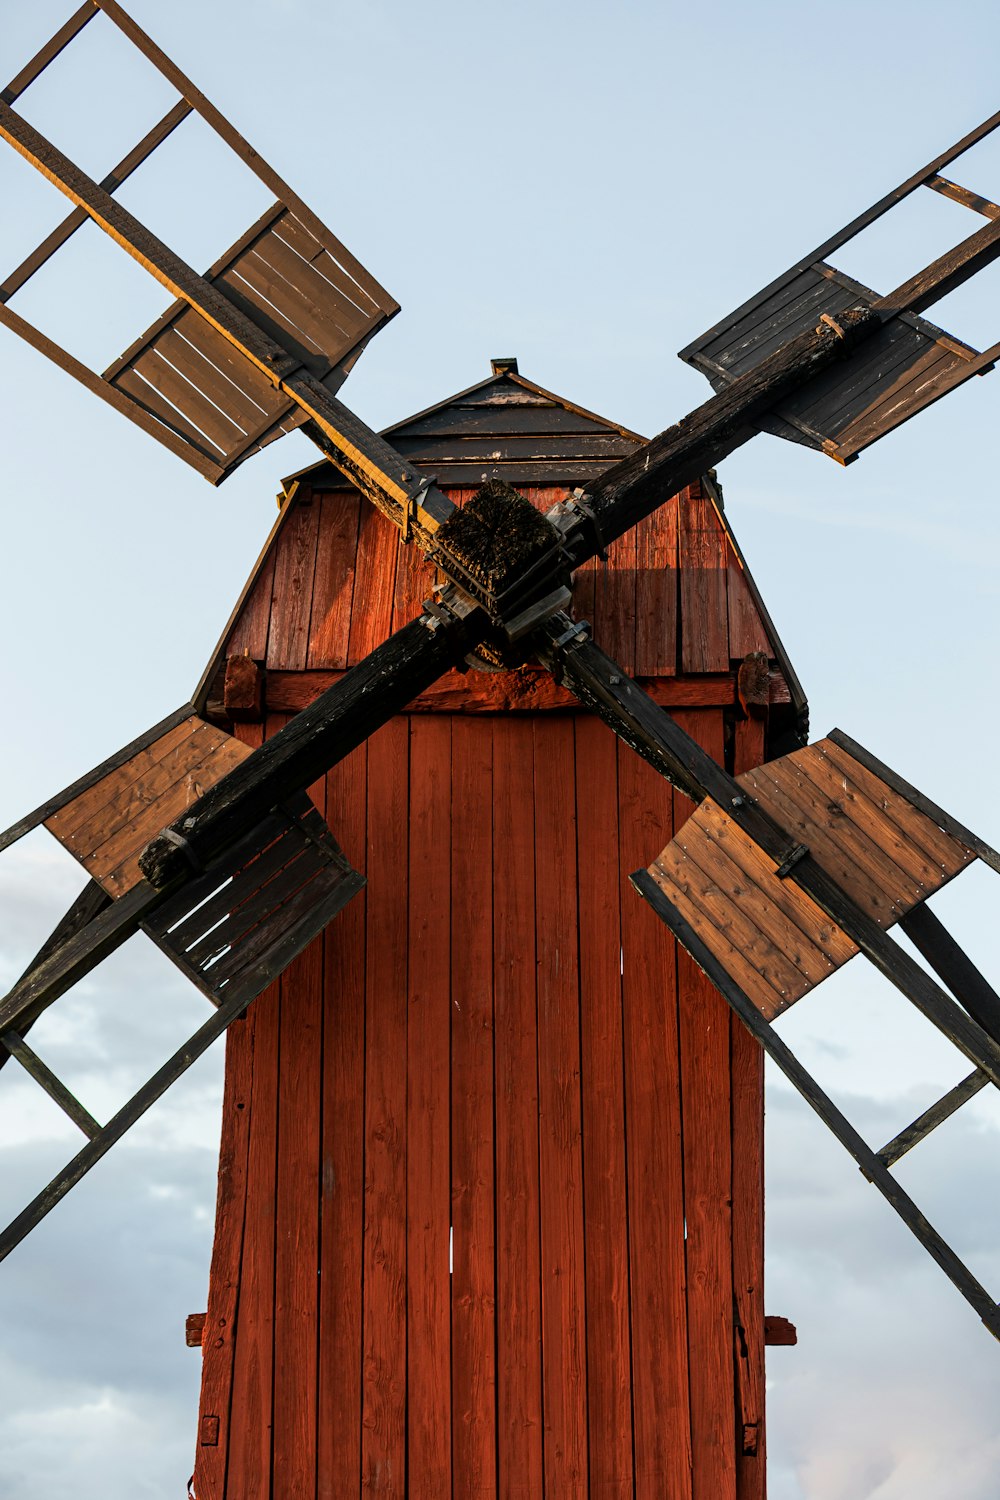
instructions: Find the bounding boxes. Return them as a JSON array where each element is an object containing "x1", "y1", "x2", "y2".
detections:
[
  {"x1": 492, "y1": 716, "x2": 543, "y2": 1499},
  {"x1": 226, "y1": 547, "x2": 277, "y2": 661},
  {"x1": 451, "y1": 718, "x2": 497, "y2": 1498},
  {"x1": 618, "y1": 737, "x2": 692, "y2": 1499},
  {"x1": 679, "y1": 493, "x2": 729, "y2": 674},
  {"x1": 266, "y1": 498, "x2": 321, "y2": 671},
  {"x1": 672, "y1": 711, "x2": 737, "y2": 1500},
  {"x1": 307, "y1": 492, "x2": 361, "y2": 669},
  {"x1": 407, "y1": 717, "x2": 452, "y2": 1497},
  {"x1": 635, "y1": 494, "x2": 679, "y2": 677},
  {"x1": 726, "y1": 543, "x2": 770, "y2": 659},
  {"x1": 534, "y1": 718, "x2": 588, "y2": 1497},
  {"x1": 575, "y1": 717, "x2": 633, "y2": 1496},
  {"x1": 362, "y1": 719, "x2": 409, "y2": 1495},
  {"x1": 318, "y1": 741, "x2": 368, "y2": 1499},
  {"x1": 731, "y1": 717, "x2": 766, "y2": 1500},
  {"x1": 347, "y1": 501, "x2": 400, "y2": 666}
]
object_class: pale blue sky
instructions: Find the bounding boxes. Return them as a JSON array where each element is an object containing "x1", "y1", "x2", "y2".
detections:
[{"x1": 1, "y1": 2, "x2": 999, "y2": 1496}]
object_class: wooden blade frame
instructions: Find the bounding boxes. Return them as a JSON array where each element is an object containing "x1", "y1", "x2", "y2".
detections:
[
  {"x1": 680, "y1": 108, "x2": 1000, "y2": 461},
  {"x1": 0, "y1": 1, "x2": 402, "y2": 486}
]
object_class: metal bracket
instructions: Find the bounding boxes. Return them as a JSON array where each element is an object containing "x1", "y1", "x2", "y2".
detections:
[
  {"x1": 775, "y1": 842, "x2": 809, "y2": 879},
  {"x1": 402, "y1": 473, "x2": 436, "y2": 544},
  {"x1": 546, "y1": 489, "x2": 608, "y2": 561}
]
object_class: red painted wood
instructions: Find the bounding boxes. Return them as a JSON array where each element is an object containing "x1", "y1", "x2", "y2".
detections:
[
  {"x1": 226, "y1": 548, "x2": 276, "y2": 660},
  {"x1": 618, "y1": 738, "x2": 692, "y2": 1498},
  {"x1": 672, "y1": 709, "x2": 738, "y2": 1500},
  {"x1": 493, "y1": 716, "x2": 543, "y2": 1499},
  {"x1": 266, "y1": 499, "x2": 321, "y2": 670},
  {"x1": 635, "y1": 495, "x2": 679, "y2": 677},
  {"x1": 317, "y1": 740, "x2": 368, "y2": 1499},
  {"x1": 595, "y1": 517, "x2": 638, "y2": 677},
  {"x1": 307, "y1": 491, "x2": 361, "y2": 669},
  {"x1": 732, "y1": 716, "x2": 767, "y2": 1500},
  {"x1": 575, "y1": 716, "x2": 633, "y2": 1497},
  {"x1": 272, "y1": 768, "x2": 325, "y2": 1497},
  {"x1": 191, "y1": 988, "x2": 256, "y2": 1500},
  {"x1": 347, "y1": 503, "x2": 399, "y2": 666},
  {"x1": 406, "y1": 717, "x2": 453, "y2": 1496},
  {"x1": 726, "y1": 542, "x2": 770, "y2": 660},
  {"x1": 361, "y1": 718, "x2": 409, "y2": 1494},
  {"x1": 679, "y1": 493, "x2": 730, "y2": 673},
  {"x1": 451, "y1": 717, "x2": 497, "y2": 1498},
  {"x1": 534, "y1": 718, "x2": 588, "y2": 1496}
]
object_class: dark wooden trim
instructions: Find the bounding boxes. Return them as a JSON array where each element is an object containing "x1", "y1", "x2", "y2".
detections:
[
  {"x1": 1, "y1": 100, "x2": 193, "y2": 302},
  {"x1": 926, "y1": 175, "x2": 1000, "y2": 221},
  {"x1": 0, "y1": 1029, "x2": 101, "y2": 1138},
  {"x1": 901, "y1": 904, "x2": 1000, "y2": 1047},
  {"x1": 829, "y1": 729, "x2": 1000, "y2": 874},
  {"x1": 875, "y1": 215, "x2": 1000, "y2": 319},
  {"x1": 877, "y1": 1070, "x2": 989, "y2": 1168},
  {"x1": 0, "y1": 704, "x2": 196, "y2": 854},
  {"x1": 631, "y1": 869, "x2": 1000, "y2": 1340},
  {"x1": 1, "y1": 4, "x2": 96, "y2": 104},
  {"x1": 139, "y1": 611, "x2": 479, "y2": 888}
]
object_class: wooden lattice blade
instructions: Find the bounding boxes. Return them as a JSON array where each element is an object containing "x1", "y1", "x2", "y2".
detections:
[
  {"x1": 646, "y1": 736, "x2": 975, "y2": 1019},
  {"x1": 679, "y1": 109, "x2": 1000, "y2": 461}
]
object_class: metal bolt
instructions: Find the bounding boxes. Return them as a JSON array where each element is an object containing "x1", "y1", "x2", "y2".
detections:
[{"x1": 731, "y1": 796, "x2": 745, "y2": 808}]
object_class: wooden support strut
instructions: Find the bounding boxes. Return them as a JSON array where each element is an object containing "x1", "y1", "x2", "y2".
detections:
[{"x1": 536, "y1": 617, "x2": 1000, "y2": 1093}]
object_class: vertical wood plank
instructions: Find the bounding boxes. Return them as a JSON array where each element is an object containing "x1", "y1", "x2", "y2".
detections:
[
  {"x1": 672, "y1": 709, "x2": 738, "y2": 1500},
  {"x1": 493, "y1": 716, "x2": 543, "y2": 1500},
  {"x1": 307, "y1": 492, "x2": 361, "y2": 669},
  {"x1": 272, "y1": 762, "x2": 325, "y2": 1497},
  {"x1": 318, "y1": 740, "x2": 368, "y2": 1500},
  {"x1": 575, "y1": 716, "x2": 633, "y2": 1498},
  {"x1": 679, "y1": 494, "x2": 730, "y2": 673},
  {"x1": 634, "y1": 494, "x2": 679, "y2": 677},
  {"x1": 348, "y1": 503, "x2": 400, "y2": 666},
  {"x1": 595, "y1": 519, "x2": 638, "y2": 676},
  {"x1": 362, "y1": 718, "x2": 409, "y2": 1494},
  {"x1": 451, "y1": 718, "x2": 497, "y2": 1499},
  {"x1": 407, "y1": 717, "x2": 453, "y2": 1497},
  {"x1": 192, "y1": 1002, "x2": 256, "y2": 1500},
  {"x1": 226, "y1": 549, "x2": 277, "y2": 660},
  {"x1": 390, "y1": 531, "x2": 436, "y2": 634},
  {"x1": 726, "y1": 543, "x2": 770, "y2": 660},
  {"x1": 618, "y1": 739, "x2": 692, "y2": 1499},
  {"x1": 534, "y1": 718, "x2": 588, "y2": 1497},
  {"x1": 266, "y1": 499, "x2": 322, "y2": 671},
  {"x1": 731, "y1": 716, "x2": 767, "y2": 1500}
]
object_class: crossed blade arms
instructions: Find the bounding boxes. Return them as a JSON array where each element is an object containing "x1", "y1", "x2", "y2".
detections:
[{"x1": 2, "y1": 2, "x2": 1000, "y2": 1334}]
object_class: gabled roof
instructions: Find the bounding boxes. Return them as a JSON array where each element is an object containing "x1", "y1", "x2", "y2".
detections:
[{"x1": 280, "y1": 358, "x2": 645, "y2": 495}]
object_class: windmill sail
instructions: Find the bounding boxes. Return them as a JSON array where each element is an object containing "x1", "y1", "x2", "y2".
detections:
[{"x1": 679, "y1": 108, "x2": 1000, "y2": 461}]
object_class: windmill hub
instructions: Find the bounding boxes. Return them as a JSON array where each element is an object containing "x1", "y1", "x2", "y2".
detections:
[{"x1": 436, "y1": 479, "x2": 563, "y2": 598}]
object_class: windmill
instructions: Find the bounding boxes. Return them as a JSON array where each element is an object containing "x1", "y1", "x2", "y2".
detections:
[{"x1": 1, "y1": 3, "x2": 999, "y2": 1494}]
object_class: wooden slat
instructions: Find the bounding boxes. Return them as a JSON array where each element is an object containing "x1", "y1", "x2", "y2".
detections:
[
  {"x1": 2, "y1": 4, "x2": 95, "y2": 103},
  {"x1": 346, "y1": 503, "x2": 399, "y2": 666},
  {"x1": 575, "y1": 717, "x2": 633, "y2": 1495},
  {"x1": 237, "y1": 240, "x2": 357, "y2": 357},
  {"x1": 306, "y1": 491, "x2": 361, "y2": 669},
  {"x1": 680, "y1": 491, "x2": 729, "y2": 673},
  {"x1": 317, "y1": 740, "x2": 367, "y2": 1495},
  {"x1": 789, "y1": 744, "x2": 956, "y2": 892},
  {"x1": 191, "y1": 998, "x2": 255, "y2": 1500},
  {"x1": 450, "y1": 717, "x2": 497, "y2": 1497},
  {"x1": 361, "y1": 718, "x2": 409, "y2": 1494},
  {"x1": 672, "y1": 710, "x2": 737, "y2": 1500},
  {"x1": 731, "y1": 717, "x2": 766, "y2": 1500},
  {"x1": 392, "y1": 434, "x2": 633, "y2": 462},
  {"x1": 737, "y1": 761, "x2": 901, "y2": 927},
  {"x1": 393, "y1": 404, "x2": 616, "y2": 439},
  {"x1": 149, "y1": 325, "x2": 272, "y2": 436},
  {"x1": 492, "y1": 716, "x2": 543, "y2": 1498},
  {"x1": 265, "y1": 499, "x2": 321, "y2": 671},
  {"x1": 818, "y1": 739, "x2": 971, "y2": 873},
  {"x1": 594, "y1": 516, "x2": 637, "y2": 676},
  {"x1": 44, "y1": 716, "x2": 203, "y2": 840},
  {"x1": 112, "y1": 365, "x2": 225, "y2": 461},
  {"x1": 407, "y1": 718, "x2": 452, "y2": 1496},
  {"x1": 251, "y1": 231, "x2": 370, "y2": 345},
  {"x1": 926, "y1": 174, "x2": 1000, "y2": 220},
  {"x1": 271, "y1": 881, "x2": 324, "y2": 1495},
  {"x1": 618, "y1": 736, "x2": 692, "y2": 1496},
  {"x1": 216, "y1": 262, "x2": 324, "y2": 365},
  {"x1": 726, "y1": 541, "x2": 770, "y2": 659},
  {"x1": 634, "y1": 492, "x2": 678, "y2": 677},
  {"x1": 270, "y1": 211, "x2": 384, "y2": 319},
  {"x1": 227, "y1": 547, "x2": 277, "y2": 661},
  {"x1": 534, "y1": 718, "x2": 588, "y2": 1496},
  {"x1": 165, "y1": 307, "x2": 293, "y2": 418}
]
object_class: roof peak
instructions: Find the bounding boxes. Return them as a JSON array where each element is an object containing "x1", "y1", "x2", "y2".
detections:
[{"x1": 490, "y1": 356, "x2": 519, "y2": 376}]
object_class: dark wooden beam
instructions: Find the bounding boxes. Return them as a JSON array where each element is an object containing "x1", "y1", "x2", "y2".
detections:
[
  {"x1": 877, "y1": 1070, "x2": 989, "y2": 1168},
  {"x1": 561, "y1": 307, "x2": 881, "y2": 560},
  {"x1": 139, "y1": 606, "x2": 480, "y2": 889},
  {"x1": 901, "y1": 904, "x2": 1000, "y2": 1047}
]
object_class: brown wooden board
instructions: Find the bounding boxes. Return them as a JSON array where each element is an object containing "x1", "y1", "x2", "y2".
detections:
[
  {"x1": 671, "y1": 710, "x2": 737, "y2": 1500},
  {"x1": 450, "y1": 718, "x2": 497, "y2": 1496},
  {"x1": 679, "y1": 490, "x2": 730, "y2": 673},
  {"x1": 574, "y1": 717, "x2": 633, "y2": 1494},
  {"x1": 534, "y1": 718, "x2": 588, "y2": 1495},
  {"x1": 317, "y1": 740, "x2": 368, "y2": 1496},
  {"x1": 307, "y1": 492, "x2": 361, "y2": 669},
  {"x1": 635, "y1": 493, "x2": 679, "y2": 677},
  {"x1": 406, "y1": 717, "x2": 453, "y2": 1495},
  {"x1": 265, "y1": 499, "x2": 322, "y2": 671},
  {"x1": 361, "y1": 719, "x2": 409, "y2": 1494},
  {"x1": 492, "y1": 716, "x2": 543, "y2": 1496},
  {"x1": 619, "y1": 736, "x2": 693, "y2": 1497}
]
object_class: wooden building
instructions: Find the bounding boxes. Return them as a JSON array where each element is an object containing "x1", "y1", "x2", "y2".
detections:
[{"x1": 189, "y1": 359, "x2": 804, "y2": 1500}]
